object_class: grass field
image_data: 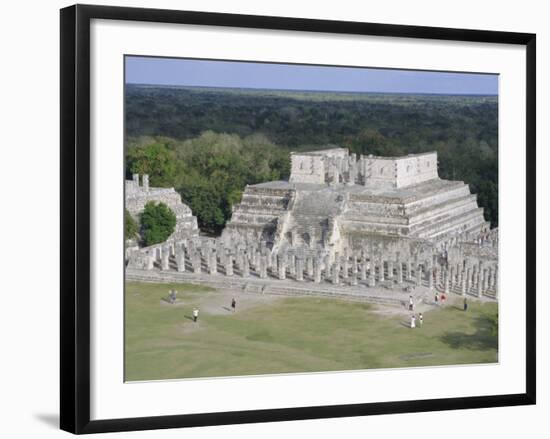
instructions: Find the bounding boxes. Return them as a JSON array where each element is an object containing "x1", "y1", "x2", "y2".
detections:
[{"x1": 125, "y1": 281, "x2": 498, "y2": 381}]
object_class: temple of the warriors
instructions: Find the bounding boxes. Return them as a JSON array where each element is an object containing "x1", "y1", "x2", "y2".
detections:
[
  {"x1": 126, "y1": 149, "x2": 498, "y2": 303},
  {"x1": 223, "y1": 148, "x2": 489, "y2": 259}
]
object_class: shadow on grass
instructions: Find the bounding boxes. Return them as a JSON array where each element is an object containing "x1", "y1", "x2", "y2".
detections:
[
  {"x1": 439, "y1": 315, "x2": 498, "y2": 351},
  {"x1": 184, "y1": 315, "x2": 194, "y2": 321}
]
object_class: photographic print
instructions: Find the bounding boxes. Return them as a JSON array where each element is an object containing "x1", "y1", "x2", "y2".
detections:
[{"x1": 123, "y1": 56, "x2": 499, "y2": 382}]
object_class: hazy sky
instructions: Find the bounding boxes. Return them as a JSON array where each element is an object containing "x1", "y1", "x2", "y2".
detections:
[{"x1": 125, "y1": 56, "x2": 498, "y2": 95}]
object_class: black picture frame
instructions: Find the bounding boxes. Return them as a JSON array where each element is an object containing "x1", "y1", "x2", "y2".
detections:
[{"x1": 60, "y1": 4, "x2": 536, "y2": 434}]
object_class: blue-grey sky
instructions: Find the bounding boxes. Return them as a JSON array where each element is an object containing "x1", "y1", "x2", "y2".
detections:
[{"x1": 125, "y1": 56, "x2": 498, "y2": 95}]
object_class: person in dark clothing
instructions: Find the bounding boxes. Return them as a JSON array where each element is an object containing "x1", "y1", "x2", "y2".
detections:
[
  {"x1": 231, "y1": 297, "x2": 236, "y2": 312},
  {"x1": 463, "y1": 297, "x2": 468, "y2": 311}
]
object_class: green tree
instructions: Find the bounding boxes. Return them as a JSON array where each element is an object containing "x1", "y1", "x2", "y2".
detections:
[
  {"x1": 140, "y1": 201, "x2": 176, "y2": 246},
  {"x1": 125, "y1": 208, "x2": 139, "y2": 240},
  {"x1": 179, "y1": 178, "x2": 225, "y2": 235},
  {"x1": 344, "y1": 128, "x2": 404, "y2": 157},
  {"x1": 127, "y1": 142, "x2": 177, "y2": 187}
]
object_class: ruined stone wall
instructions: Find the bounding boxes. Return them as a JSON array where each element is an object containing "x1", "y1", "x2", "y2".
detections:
[
  {"x1": 289, "y1": 154, "x2": 325, "y2": 184},
  {"x1": 394, "y1": 153, "x2": 438, "y2": 187},
  {"x1": 361, "y1": 153, "x2": 438, "y2": 189},
  {"x1": 125, "y1": 174, "x2": 199, "y2": 242}
]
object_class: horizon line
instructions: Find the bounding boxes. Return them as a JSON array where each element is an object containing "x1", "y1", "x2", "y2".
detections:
[{"x1": 125, "y1": 82, "x2": 499, "y2": 97}]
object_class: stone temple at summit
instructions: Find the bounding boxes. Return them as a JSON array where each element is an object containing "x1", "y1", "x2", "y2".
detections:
[{"x1": 222, "y1": 148, "x2": 490, "y2": 259}]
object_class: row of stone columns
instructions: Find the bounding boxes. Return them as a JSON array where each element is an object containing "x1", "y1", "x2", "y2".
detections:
[
  {"x1": 141, "y1": 240, "x2": 498, "y2": 298},
  {"x1": 430, "y1": 263, "x2": 498, "y2": 297}
]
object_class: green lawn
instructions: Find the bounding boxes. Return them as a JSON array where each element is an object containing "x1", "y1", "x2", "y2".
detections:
[{"x1": 125, "y1": 281, "x2": 498, "y2": 381}]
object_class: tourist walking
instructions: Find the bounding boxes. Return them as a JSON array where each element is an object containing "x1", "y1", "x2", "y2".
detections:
[
  {"x1": 408, "y1": 295, "x2": 414, "y2": 311},
  {"x1": 410, "y1": 314, "x2": 416, "y2": 329},
  {"x1": 231, "y1": 297, "x2": 236, "y2": 312},
  {"x1": 169, "y1": 290, "x2": 177, "y2": 304},
  {"x1": 419, "y1": 313, "x2": 423, "y2": 327},
  {"x1": 463, "y1": 297, "x2": 468, "y2": 311},
  {"x1": 193, "y1": 307, "x2": 199, "y2": 322},
  {"x1": 441, "y1": 293, "x2": 447, "y2": 305},
  {"x1": 434, "y1": 291, "x2": 439, "y2": 305}
]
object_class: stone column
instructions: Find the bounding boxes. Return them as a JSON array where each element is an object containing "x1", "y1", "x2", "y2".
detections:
[
  {"x1": 242, "y1": 255, "x2": 250, "y2": 278},
  {"x1": 350, "y1": 271, "x2": 358, "y2": 286},
  {"x1": 397, "y1": 261, "x2": 403, "y2": 285},
  {"x1": 295, "y1": 258, "x2": 304, "y2": 281},
  {"x1": 477, "y1": 269, "x2": 483, "y2": 297},
  {"x1": 465, "y1": 267, "x2": 471, "y2": 294},
  {"x1": 487, "y1": 267, "x2": 493, "y2": 290},
  {"x1": 379, "y1": 260, "x2": 385, "y2": 282},
  {"x1": 193, "y1": 254, "x2": 201, "y2": 274},
  {"x1": 387, "y1": 261, "x2": 394, "y2": 280},
  {"x1": 332, "y1": 262, "x2": 340, "y2": 285},
  {"x1": 271, "y1": 253, "x2": 278, "y2": 276},
  {"x1": 444, "y1": 269, "x2": 450, "y2": 295},
  {"x1": 324, "y1": 254, "x2": 331, "y2": 279},
  {"x1": 471, "y1": 265, "x2": 478, "y2": 290},
  {"x1": 209, "y1": 251, "x2": 218, "y2": 275},
  {"x1": 278, "y1": 255, "x2": 286, "y2": 280},
  {"x1": 360, "y1": 259, "x2": 367, "y2": 281},
  {"x1": 265, "y1": 250, "x2": 273, "y2": 270},
  {"x1": 449, "y1": 266, "x2": 455, "y2": 291},
  {"x1": 428, "y1": 263, "x2": 434, "y2": 290},
  {"x1": 226, "y1": 254, "x2": 234, "y2": 276},
  {"x1": 461, "y1": 269, "x2": 467, "y2": 295},
  {"x1": 369, "y1": 262, "x2": 376, "y2": 287},
  {"x1": 147, "y1": 249, "x2": 155, "y2": 270},
  {"x1": 161, "y1": 245, "x2": 170, "y2": 271},
  {"x1": 176, "y1": 248, "x2": 186, "y2": 273},
  {"x1": 307, "y1": 257, "x2": 314, "y2": 279},
  {"x1": 416, "y1": 265, "x2": 422, "y2": 286},
  {"x1": 259, "y1": 255, "x2": 268, "y2": 279},
  {"x1": 407, "y1": 261, "x2": 413, "y2": 281},
  {"x1": 342, "y1": 257, "x2": 349, "y2": 280},
  {"x1": 289, "y1": 254, "x2": 296, "y2": 277},
  {"x1": 256, "y1": 250, "x2": 262, "y2": 272},
  {"x1": 142, "y1": 174, "x2": 149, "y2": 192},
  {"x1": 314, "y1": 258, "x2": 322, "y2": 283},
  {"x1": 483, "y1": 268, "x2": 489, "y2": 293},
  {"x1": 333, "y1": 166, "x2": 340, "y2": 184}
]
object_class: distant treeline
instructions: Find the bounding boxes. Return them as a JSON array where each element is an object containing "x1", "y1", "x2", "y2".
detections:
[{"x1": 125, "y1": 85, "x2": 498, "y2": 233}]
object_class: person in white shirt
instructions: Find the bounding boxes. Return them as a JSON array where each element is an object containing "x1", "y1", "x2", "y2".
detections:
[
  {"x1": 410, "y1": 314, "x2": 416, "y2": 329},
  {"x1": 193, "y1": 307, "x2": 199, "y2": 322}
]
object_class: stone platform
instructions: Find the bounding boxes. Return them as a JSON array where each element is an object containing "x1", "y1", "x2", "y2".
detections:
[
  {"x1": 222, "y1": 148, "x2": 490, "y2": 257},
  {"x1": 126, "y1": 268, "x2": 429, "y2": 308}
]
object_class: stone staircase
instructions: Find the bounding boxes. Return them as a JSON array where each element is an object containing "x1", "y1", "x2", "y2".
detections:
[{"x1": 277, "y1": 188, "x2": 345, "y2": 247}]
